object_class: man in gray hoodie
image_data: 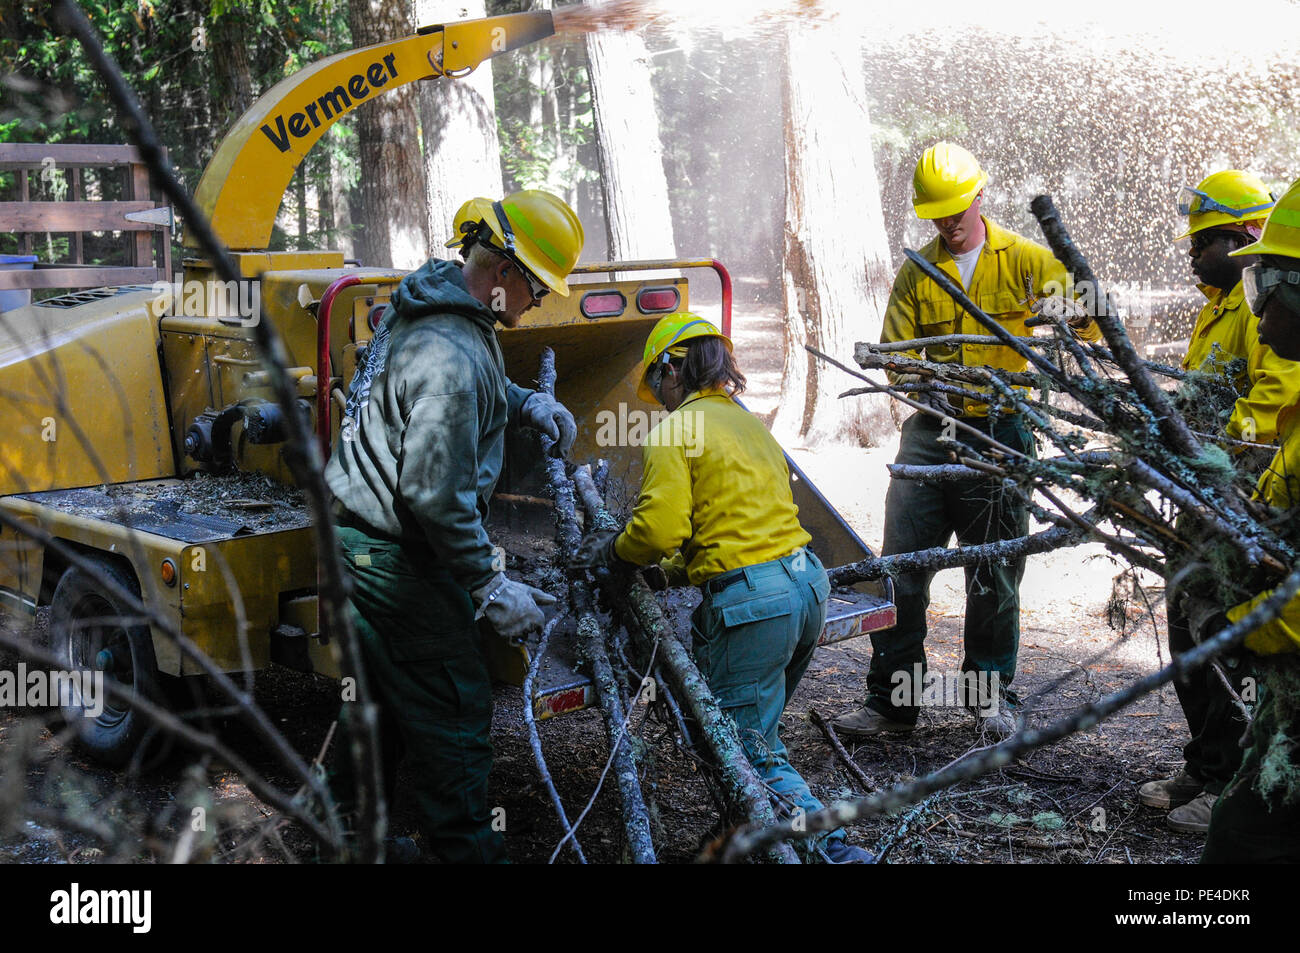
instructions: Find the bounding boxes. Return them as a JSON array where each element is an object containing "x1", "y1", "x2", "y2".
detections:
[{"x1": 326, "y1": 190, "x2": 585, "y2": 862}]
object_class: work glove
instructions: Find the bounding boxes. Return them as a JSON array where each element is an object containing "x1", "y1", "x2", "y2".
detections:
[
  {"x1": 641, "y1": 564, "x2": 669, "y2": 591},
  {"x1": 573, "y1": 527, "x2": 624, "y2": 570},
  {"x1": 521, "y1": 391, "x2": 577, "y2": 458},
  {"x1": 471, "y1": 572, "x2": 557, "y2": 642},
  {"x1": 1033, "y1": 294, "x2": 1094, "y2": 330},
  {"x1": 893, "y1": 372, "x2": 955, "y2": 416},
  {"x1": 1182, "y1": 594, "x2": 1229, "y2": 645},
  {"x1": 1177, "y1": 593, "x2": 1249, "y2": 668},
  {"x1": 891, "y1": 372, "x2": 926, "y2": 392},
  {"x1": 644, "y1": 554, "x2": 689, "y2": 591}
]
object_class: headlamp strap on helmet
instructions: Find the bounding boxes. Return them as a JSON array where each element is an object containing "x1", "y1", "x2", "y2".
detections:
[{"x1": 492, "y1": 201, "x2": 517, "y2": 256}]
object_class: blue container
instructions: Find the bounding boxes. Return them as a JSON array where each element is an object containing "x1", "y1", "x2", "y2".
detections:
[{"x1": 0, "y1": 254, "x2": 38, "y2": 312}]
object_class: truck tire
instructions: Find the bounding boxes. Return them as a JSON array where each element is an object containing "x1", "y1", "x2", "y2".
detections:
[{"x1": 50, "y1": 559, "x2": 167, "y2": 768}]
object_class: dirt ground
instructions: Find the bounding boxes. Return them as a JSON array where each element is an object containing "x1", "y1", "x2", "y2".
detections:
[{"x1": 0, "y1": 304, "x2": 1209, "y2": 864}]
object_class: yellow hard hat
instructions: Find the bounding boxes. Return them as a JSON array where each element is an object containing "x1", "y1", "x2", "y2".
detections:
[
  {"x1": 1175, "y1": 170, "x2": 1275, "y2": 242},
  {"x1": 912, "y1": 142, "x2": 989, "y2": 220},
  {"x1": 445, "y1": 189, "x2": 585, "y2": 297},
  {"x1": 1231, "y1": 176, "x2": 1300, "y2": 260},
  {"x1": 637, "y1": 312, "x2": 732, "y2": 402}
]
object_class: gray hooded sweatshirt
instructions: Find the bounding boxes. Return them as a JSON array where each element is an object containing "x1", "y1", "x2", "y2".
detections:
[{"x1": 326, "y1": 258, "x2": 532, "y2": 592}]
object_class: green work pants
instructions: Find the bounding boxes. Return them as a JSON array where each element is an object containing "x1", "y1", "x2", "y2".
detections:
[
  {"x1": 1203, "y1": 684, "x2": 1300, "y2": 863},
  {"x1": 333, "y1": 524, "x2": 506, "y2": 864},
  {"x1": 865, "y1": 411, "x2": 1033, "y2": 723},
  {"x1": 1167, "y1": 597, "x2": 1250, "y2": 795},
  {"x1": 691, "y1": 548, "x2": 842, "y2": 839}
]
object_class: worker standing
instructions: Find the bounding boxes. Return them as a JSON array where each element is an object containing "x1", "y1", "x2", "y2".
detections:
[
  {"x1": 832, "y1": 142, "x2": 1101, "y2": 740},
  {"x1": 1200, "y1": 176, "x2": 1300, "y2": 862},
  {"x1": 575, "y1": 313, "x2": 874, "y2": 863},
  {"x1": 326, "y1": 190, "x2": 585, "y2": 863},
  {"x1": 1140, "y1": 171, "x2": 1295, "y2": 834}
]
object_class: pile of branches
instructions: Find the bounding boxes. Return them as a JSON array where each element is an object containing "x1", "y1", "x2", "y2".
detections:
[
  {"x1": 825, "y1": 197, "x2": 1291, "y2": 608},
  {"x1": 712, "y1": 196, "x2": 1300, "y2": 861}
]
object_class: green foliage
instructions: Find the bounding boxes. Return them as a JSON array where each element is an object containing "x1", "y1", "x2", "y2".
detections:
[
  {"x1": 1257, "y1": 659, "x2": 1300, "y2": 806},
  {"x1": 1189, "y1": 443, "x2": 1238, "y2": 487},
  {"x1": 1031, "y1": 811, "x2": 1064, "y2": 831},
  {"x1": 1, "y1": 0, "x2": 353, "y2": 261},
  {"x1": 487, "y1": 9, "x2": 599, "y2": 198}
]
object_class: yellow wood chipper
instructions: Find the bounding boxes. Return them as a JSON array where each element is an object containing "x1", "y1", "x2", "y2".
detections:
[{"x1": 0, "y1": 10, "x2": 894, "y2": 765}]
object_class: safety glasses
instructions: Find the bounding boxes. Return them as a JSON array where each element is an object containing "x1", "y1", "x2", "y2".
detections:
[
  {"x1": 511, "y1": 258, "x2": 550, "y2": 302},
  {"x1": 1243, "y1": 263, "x2": 1300, "y2": 315},
  {"x1": 1178, "y1": 187, "x2": 1275, "y2": 219}
]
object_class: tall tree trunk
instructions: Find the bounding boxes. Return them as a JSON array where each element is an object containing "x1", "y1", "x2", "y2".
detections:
[
  {"x1": 584, "y1": 11, "x2": 675, "y2": 260},
  {"x1": 413, "y1": 0, "x2": 504, "y2": 247},
  {"x1": 772, "y1": 24, "x2": 893, "y2": 446},
  {"x1": 210, "y1": 11, "x2": 255, "y2": 131},
  {"x1": 296, "y1": 164, "x2": 308, "y2": 248},
  {"x1": 348, "y1": 0, "x2": 428, "y2": 268},
  {"x1": 532, "y1": 0, "x2": 564, "y2": 196},
  {"x1": 319, "y1": 154, "x2": 335, "y2": 240},
  {"x1": 331, "y1": 142, "x2": 357, "y2": 259}
]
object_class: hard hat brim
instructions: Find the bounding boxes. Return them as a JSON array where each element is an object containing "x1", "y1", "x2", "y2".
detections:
[
  {"x1": 913, "y1": 174, "x2": 988, "y2": 220},
  {"x1": 1176, "y1": 215, "x2": 1269, "y2": 245},
  {"x1": 1230, "y1": 236, "x2": 1297, "y2": 258}
]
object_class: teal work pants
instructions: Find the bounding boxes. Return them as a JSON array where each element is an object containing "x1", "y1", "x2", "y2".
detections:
[
  {"x1": 865, "y1": 411, "x2": 1033, "y2": 723},
  {"x1": 691, "y1": 548, "x2": 842, "y2": 839},
  {"x1": 333, "y1": 524, "x2": 506, "y2": 864}
]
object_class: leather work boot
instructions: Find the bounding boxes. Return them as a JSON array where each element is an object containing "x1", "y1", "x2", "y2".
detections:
[
  {"x1": 1138, "y1": 770, "x2": 1203, "y2": 810},
  {"x1": 1167, "y1": 791, "x2": 1217, "y2": 834},
  {"x1": 830, "y1": 706, "x2": 915, "y2": 738},
  {"x1": 975, "y1": 707, "x2": 1023, "y2": 741}
]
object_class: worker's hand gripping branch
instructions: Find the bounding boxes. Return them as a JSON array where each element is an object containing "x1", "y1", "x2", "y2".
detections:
[
  {"x1": 521, "y1": 390, "x2": 577, "y2": 458},
  {"x1": 472, "y1": 572, "x2": 558, "y2": 643},
  {"x1": 573, "y1": 527, "x2": 624, "y2": 570}
]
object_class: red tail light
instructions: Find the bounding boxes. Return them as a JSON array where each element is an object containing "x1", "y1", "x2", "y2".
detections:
[
  {"x1": 636, "y1": 286, "x2": 680, "y2": 313},
  {"x1": 581, "y1": 291, "x2": 627, "y2": 318}
]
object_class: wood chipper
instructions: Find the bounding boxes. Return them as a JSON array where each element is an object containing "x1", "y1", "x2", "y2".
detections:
[{"x1": 0, "y1": 10, "x2": 894, "y2": 765}]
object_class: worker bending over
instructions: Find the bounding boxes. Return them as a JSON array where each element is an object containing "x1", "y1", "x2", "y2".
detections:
[
  {"x1": 327, "y1": 190, "x2": 584, "y2": 863},
  {"x1": 576, "y1": 313, "x2": 874, "y2": 863},
  {"x1": 1200, "y1": 175, "x2": 1300, "y2": 862}
]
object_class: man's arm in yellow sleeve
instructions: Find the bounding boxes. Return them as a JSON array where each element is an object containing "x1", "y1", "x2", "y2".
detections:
[
  {"x1": 1228, "y1": 587, "x2": 1300, "y2": 655},
  {"x1": 1230, "y1": 334, "x2": 1300, "y2": 444},
  {"x1": 614, "y1": 439, "x2": 693, "y2": 566},
  {"x1": 880, "y1": 266, "x2": 923, "y2": 387}
]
